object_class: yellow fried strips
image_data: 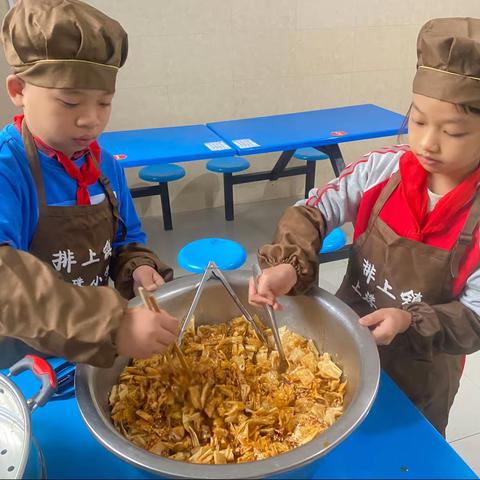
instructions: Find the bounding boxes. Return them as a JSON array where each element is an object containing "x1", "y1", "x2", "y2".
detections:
[{"x1": 109, "y1": 317, "x2": 346, "y2": 464}]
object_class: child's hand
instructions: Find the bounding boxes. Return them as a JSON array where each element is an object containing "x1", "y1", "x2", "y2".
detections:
[
  {"x1": 133, "y1": 265, "x2": 165, "y2": 294},
  {"x1": 248, "y1": 264, "x2": 297, "y2": 311},
  {"x1": 116, "y1": 307, "x2": 179, "y2": 358},
  {"x1": 359, "y1": 308, "x2": 412, "y2": 345}
]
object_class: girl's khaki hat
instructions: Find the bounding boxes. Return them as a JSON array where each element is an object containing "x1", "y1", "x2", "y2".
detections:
[
  {"x1": 413, "y1": 17, "x2": 480, "y2": 109},
  {"x1": 1, "y1": 0, "x2": 128, "y2": 92}
]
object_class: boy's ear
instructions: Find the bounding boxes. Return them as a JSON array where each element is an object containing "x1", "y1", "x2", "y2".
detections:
[{"x1": 6, "y1": 74, "x2": 25, "y2": 107}]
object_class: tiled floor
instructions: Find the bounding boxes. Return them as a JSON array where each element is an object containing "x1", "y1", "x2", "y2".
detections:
[{"x1": 141, "y1": 195, "x2": 480, "y2": 476}]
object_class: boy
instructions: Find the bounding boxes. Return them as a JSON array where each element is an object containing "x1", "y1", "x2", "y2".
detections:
[{"x1": 0, "y1": 0, "x2": 178, "y2": 367}]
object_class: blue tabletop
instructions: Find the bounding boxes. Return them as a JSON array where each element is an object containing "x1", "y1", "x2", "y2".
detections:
[
  {"x1": 9, "y1": 368, "x2": 476, "y2": 479},
  {"x1": 98, "y1": 125, "x2": 235, "y2": 168},
  {"x1": 207, "y1": 104, "x2": 406, "y2": 155}
]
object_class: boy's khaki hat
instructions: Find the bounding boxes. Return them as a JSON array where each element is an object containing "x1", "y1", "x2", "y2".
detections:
[
  {"x1": 413, "y1": 17, "x2": 480, "y2": 109},
  {"x1": 1, "y1": 0, "x2": 128, "y2": 92}
]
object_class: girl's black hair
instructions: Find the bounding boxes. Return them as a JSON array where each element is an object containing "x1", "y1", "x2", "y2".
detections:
[
  {"x1": 458, "y1": 105, "x2": 480, "y2": 116},
  {"x1": 398, "y1": 105, "x2": 411, "y2": 142}
]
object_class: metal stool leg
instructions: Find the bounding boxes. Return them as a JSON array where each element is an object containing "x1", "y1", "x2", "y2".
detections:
[
  {"x1": 158, "y1": 182, "x2": 173, "y2": 231},
  {"x1": 224, "y1": 173, "x2": 234, "y2": 221},
  {"x1": 305, "y1": 160, "x2": 316, "y2": 198}
]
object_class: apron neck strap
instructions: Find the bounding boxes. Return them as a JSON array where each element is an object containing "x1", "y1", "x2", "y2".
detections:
[
  {"x1": 91, "y1": 154, "x2": 127, "y2": 242},
  {"x1": 450, "y1": 188, "x2": 480, "y2": 278},
  {"x1": 365, "y1": 171, "x2": 401, "y2": 236},
  {"x1": 21, "y1": 120, "x2": 48, "y2": 208}
]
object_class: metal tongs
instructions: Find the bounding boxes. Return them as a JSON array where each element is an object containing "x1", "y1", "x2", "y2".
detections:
[
  {"x1": 252, "y1": 263, "x2": 289, "y2": 373},
  {"x1": 177, "y1": 261, "x2": 268, "y2": 345}
]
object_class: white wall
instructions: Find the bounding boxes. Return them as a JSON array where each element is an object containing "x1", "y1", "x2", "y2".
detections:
[{"x1": 1, "y1": 0, "x2": 479, "y2": 217}]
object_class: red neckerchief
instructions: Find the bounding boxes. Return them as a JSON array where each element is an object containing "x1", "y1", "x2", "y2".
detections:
[
  {"x1": 399, "y1": 150, "x2": 480, "y2": 241},
  {"x1": 14, "y1": 114, "x2": 102, "y2": 206}
]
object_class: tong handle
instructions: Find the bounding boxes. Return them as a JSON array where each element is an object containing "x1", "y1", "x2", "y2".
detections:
[
  {"x1": 211, "y1": 267, "x2": 268, "y2": 344},
  {"x1": 177, "y1": 265, "x2": 212, "y2": 343},
  {"x1": 177, "y1": 261, "x2": 268, "y2": 345}
]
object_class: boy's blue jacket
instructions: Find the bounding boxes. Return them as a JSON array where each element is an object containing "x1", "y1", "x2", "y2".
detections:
[
  {"x1": 0, "y1": 123, "x2": 172, "y2": 367},
  {"x1": 0, "y1": 123, "x2": 144, "y2": 251}
]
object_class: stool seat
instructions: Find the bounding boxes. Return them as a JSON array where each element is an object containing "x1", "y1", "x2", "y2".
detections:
[
  {"x1": 137, "y1": 163, "x2": 185, "y2": 231},
  {"x1": 139, "y1": 163, "x2": 185, "y2": 183},
  {"x1": 320, "y1": 227, "x2": 347, "y2": 254},
  {"x1": 294, "y1": 147, "x2": 329, "y2": 161},
  {"x1": 178, "y1": 238, "x2": 247, "y2": 273},
  {"x1": 206, "y1": 156, "x2": 250, "y2": 174}
]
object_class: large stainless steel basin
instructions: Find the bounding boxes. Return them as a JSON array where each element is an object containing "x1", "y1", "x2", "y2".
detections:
[{"x1": 76, "y1": 270, "x2": 380, "y2": 479}]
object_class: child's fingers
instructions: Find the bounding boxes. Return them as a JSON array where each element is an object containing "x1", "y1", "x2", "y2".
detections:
[
  {"x1": 256, "y1": 276, "x2": 275, "y2": 299},
  {"x1": 153, "y1": 272, "x2": 165, "y2": 288},
  {"x1": 249, "y1": 299, "x2": 264, "y2": 308},
  {"x1": 142, "y1": 273, "x2": 157, "y2": 291},
  {"x1": 248, "y1": 277, "x2": 257, "y2": 301},
  {"x1": 137, "y1": 271, "x2": 157, "y2": 291},
  {"x1": 249, "y1": 276, "x2": 274, "y2": 301},
  {"x1": 158, "y1": 312, "x2": 179, "y2": 335},
  {"x1": 250, "y1": 292, "x2": 274, "y2": 306},
  {"x1": 359, "y1": 309, "x2": 384, "y2": 327},
  {"x1": 249, "y1": 277, "x2": 275, "y2": 307},
  {"x1": 133, "y1": 275, "x2": 157, "y2": 295},
  {"x1": 272, "y1": 301, "x2": 283, "y2": 311},
  {"x1": 154, "y1": 326, "x2": 178, "y2": 347},
  {"x1": 369, "y1": 322, "x2": 394, "y2": 345}
]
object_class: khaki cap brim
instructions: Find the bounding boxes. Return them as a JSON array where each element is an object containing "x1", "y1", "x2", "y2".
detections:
[{"x1": 413, "y1": 66, "x2": 480, "y2": 109}]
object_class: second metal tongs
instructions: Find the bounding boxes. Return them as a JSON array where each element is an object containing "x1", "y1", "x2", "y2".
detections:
[
  {"x1": 177, "y1": 261, "x2": 268, "y2": 345},
  {"x1": 251, "y1": 263, "x2": 289, "y2": 373}
]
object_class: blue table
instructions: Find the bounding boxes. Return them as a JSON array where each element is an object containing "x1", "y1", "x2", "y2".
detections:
[
  {"x1": 98, "y1": 125, "x2": 235, "y2": 169},
  {"x1": 98, "y1": 125, "x2": 236, "y2": 203},
  {"x1": 208, "y1": 104, "x2": 406, "y2": 203},
  {"x1": 11, "y1": 369, "x2": 476, "y2": 479},
  {"x1": 98, "y1": 106, "x2": 405, "y2": 223}
]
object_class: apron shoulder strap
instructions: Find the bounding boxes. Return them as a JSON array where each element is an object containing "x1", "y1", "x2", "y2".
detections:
[
  {"x1": 365, "y1": 170, "x2": 401, "y2": 235},
  {"x1": 450, "y1": 188, "x2": 480, "y2": 278},
  {"x1": 21, "y1": 121, "x2": 48, "y2": 208},
  {"x1": 91, "y1": 153, "x2": 127, "y2": 241}
]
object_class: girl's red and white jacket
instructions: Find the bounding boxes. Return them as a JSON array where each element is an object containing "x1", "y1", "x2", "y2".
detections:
[
  {"x1": 305, "y1": 145, "x2": 480, "y2": 309},
  {"x1": 259, "y1": 145, "x2": 480, "y2": 354}
]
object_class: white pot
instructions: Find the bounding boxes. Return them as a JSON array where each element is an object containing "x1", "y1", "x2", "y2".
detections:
[{"x1": 0, "y1": 356, "x2": 57, "y2": 479}]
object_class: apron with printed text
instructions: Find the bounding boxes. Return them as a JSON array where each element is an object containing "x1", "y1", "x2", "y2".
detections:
[
  {"x1": 1, "y1": 121, "x2": 125, "y2": 366},
  {"x1": 336, "y1": 171, "x2": 480, "y2": 435}
]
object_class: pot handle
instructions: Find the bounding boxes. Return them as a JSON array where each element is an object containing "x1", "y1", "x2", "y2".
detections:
[{"x1": 7, "y1": 355, "x2": 58, "y2": 411}]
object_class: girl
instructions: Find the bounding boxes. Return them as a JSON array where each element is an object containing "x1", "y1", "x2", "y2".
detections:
[{"x1": 249, "y1": 17, "x2": 480, "y2": 436}]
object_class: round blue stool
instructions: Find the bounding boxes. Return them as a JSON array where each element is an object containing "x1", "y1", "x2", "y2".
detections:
[
  {"x1": 139, "y1": 164, "x2": 185, "y2": 183},
  {"x1": 293, "y1": 147, "x2": 329, "y2": 162},
  {"x1": 320, "y1": 227, "x2": 347, "y2": 254},
  {"x1": 206, "y1": 156, "x2": 250, "y2": 173},
  {"x1": 138, "y1": 164, "x2": 185, "y2": 231},
  {"x1": 206, "y1": 156, "x2": 250, "y2": 221},
  {"x1": 177, "y1": 238, "x2": 247, "y2": 273}
]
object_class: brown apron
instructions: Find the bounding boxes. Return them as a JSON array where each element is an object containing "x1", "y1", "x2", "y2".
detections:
[
  {"x1": 1, "y1": 122, "x2": 125, "y2": 366},
  {"x1": 336, "y1": 171, "x2": 480, "y2": 435}
]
